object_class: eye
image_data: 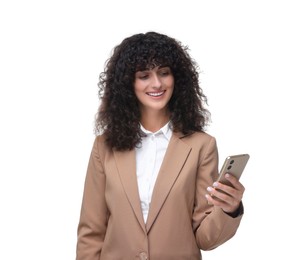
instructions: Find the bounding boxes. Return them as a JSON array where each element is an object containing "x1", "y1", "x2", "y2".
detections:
[
  {"x1": 135, "y1": 72, "x2": 149, "y2": 80},
  {"x1": 138, "y1": 74, "x2": 149, "y2": 80},
  {"x1": 159, "y1": 70, "x2": 171, "y2": 77}
]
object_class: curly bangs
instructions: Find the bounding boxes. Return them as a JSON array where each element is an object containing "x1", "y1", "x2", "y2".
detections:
[{"x1": 95, "y1": 31, "x2": 211, "y2": 150}]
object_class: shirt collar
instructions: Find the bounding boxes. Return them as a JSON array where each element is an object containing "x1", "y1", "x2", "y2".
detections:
[{"x1": 140, "y1": 121, "x2": 172, "y2": 141}]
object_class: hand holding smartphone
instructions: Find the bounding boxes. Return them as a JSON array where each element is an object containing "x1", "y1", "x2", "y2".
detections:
[{"x1": 216, "y1": 154, "x2": 250, "y2": 187}]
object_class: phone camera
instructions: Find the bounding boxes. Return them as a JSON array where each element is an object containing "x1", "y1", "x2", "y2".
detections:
[
  {"x1": 227, "y1": 165, "x2": 232, "y2": 170},
  {"x1": 230, "y1": 160, "x2": 234, "y2": 164}
]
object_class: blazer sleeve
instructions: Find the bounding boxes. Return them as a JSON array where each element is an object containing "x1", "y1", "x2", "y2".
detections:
[
  {"x1": 193, "y1": 136, "x2": 244, "y2": 250},
  {"x1": 76, "y1": 136, "x2": 109, "y2": 260}
]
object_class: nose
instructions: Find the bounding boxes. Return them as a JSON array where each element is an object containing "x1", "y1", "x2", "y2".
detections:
[{"x1": 151, "y1": 73, "x2": 162, "y2": 88}]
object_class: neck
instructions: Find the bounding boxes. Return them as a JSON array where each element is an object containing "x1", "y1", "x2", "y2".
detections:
[{"x1": 140, "y1": 109, "x2": 170, "y2": 132}]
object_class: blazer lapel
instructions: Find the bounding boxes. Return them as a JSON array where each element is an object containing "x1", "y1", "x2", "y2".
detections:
[
  {"x1": 113, "y1": 149, "x2": 146, "y2": 233},
  {"x1": 146, "y1": 132, "x2": 192, "y2": 233}
]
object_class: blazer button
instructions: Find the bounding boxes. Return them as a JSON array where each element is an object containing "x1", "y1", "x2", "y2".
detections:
[{"x1": 139, "y1": 252, "x2": 148, "y2": 260}]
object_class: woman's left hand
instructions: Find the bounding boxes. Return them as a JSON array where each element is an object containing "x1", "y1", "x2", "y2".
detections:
[{"x1": 205, "y1": 173, "x2": 245, "y2": 214}]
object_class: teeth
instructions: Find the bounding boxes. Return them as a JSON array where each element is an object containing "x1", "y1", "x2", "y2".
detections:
[{"x1": 147, "y1": 91, "x2": 164, "y2": 97}]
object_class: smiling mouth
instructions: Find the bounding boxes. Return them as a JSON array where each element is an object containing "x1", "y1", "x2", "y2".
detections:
[{"x1": 146, "y1": 90, "x2": 166, "y2": 97}]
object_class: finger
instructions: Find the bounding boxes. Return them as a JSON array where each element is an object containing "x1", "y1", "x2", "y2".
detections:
[
  {"x1": 206, "y1": 190, "x2": 241, "y2": 213},
  {"x1": 205, "y1": 192, "x2": 235, "y2": 212},
  {"x1": 207, "y1": 186, "x2": 233, "y2": 203},
  {"x1": 213, "y1": 182, "x2": 244, "y2": 201}
]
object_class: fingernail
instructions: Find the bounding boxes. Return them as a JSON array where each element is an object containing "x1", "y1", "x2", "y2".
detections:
[
  {"x1": 207, "y1": 187, "x2": 213, "y2": 192},
  {"x1": 225, "y1": 173, "x2": 230, "y2": 178},
  {"x1": 213, "y1": 182, "x2": 218, "y2": 187},
  {"x1": 205, "y1": 194, "x2": 210, "y2": 200}
]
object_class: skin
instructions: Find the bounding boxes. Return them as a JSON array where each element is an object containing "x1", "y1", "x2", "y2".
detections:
[
  {"x1": 206, "y1": 173, "x2": 245, "y2": 214},
  {"x1": 134, "y1": 66, "x2": 174, "y2": 132},
  {"x1": 134, "y1": 66, "x2": 244, "y2": 214}
]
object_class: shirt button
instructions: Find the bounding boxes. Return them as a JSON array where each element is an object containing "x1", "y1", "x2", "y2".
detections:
[{"x1": 139, "y1": 252, "x2": 148, "y2": 260}]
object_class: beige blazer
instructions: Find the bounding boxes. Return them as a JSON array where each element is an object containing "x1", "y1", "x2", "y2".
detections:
[{"x1": 76, "y1": 131, "x2": 243, "y2": 260}]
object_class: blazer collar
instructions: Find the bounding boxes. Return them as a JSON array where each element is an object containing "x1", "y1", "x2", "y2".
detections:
[
  {"x1": 113, "y1": 131, "x2": 192, "y2": 234},
  {"x1": 145, "y1": 132, "x2": 191, "y2": 233},
  {"x1": 113, "y1": 148, "x2": 146, "y2": 232}
]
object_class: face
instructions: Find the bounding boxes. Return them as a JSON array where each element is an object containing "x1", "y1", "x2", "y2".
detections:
[{"x1": 134, "y1": 66, "x2": 174, "y2": 114}]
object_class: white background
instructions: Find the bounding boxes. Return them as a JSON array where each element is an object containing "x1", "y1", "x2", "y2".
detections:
[{"x1": 0, "y1": 0, "x2": 306, "y2": 259}]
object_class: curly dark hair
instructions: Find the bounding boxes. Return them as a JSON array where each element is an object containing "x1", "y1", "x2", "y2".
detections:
[{"x1": 95, "y1": 31, "x2": 211, "y2": 150}]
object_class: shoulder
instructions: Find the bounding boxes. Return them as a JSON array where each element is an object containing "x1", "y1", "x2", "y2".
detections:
[
  {"x1": 178, "y1": 131, "x2": 218, "y2": 159},
  {"x1": 91, "y1": 134, "x2": 112, "y2": 157},
  {"x1": 180, "y1": 131, "x2": 217, "y2": 146}
]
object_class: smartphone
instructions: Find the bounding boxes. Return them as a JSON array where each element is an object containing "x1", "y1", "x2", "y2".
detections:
[{"x1": 216, "y1": 154, "x2": 250, "y2": 187}]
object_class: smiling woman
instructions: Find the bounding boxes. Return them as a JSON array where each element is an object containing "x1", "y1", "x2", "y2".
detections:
[
  {"x1": 76, "y1": 31, "x2": 246, "y2": 260},
  {"x1": 134, "y1": 66, "x2": 174, "y2": 130},
  {"x1": 94, "y1": 32, "x2": 210, "y2": 151}
]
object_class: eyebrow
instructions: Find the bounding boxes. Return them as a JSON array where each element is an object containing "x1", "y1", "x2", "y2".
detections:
[{"x1": 136, "y1": 66, "x2": 170, "y2": 73}]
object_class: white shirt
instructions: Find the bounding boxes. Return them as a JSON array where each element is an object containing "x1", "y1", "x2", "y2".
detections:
[{"x1": 135, "y1": 122, "x2": 172, "y2": 223}]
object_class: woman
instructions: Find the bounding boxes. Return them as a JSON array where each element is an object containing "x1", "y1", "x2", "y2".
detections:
[{"x1": 76, "y1": 31, "x2": 245, "y2": 260}]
